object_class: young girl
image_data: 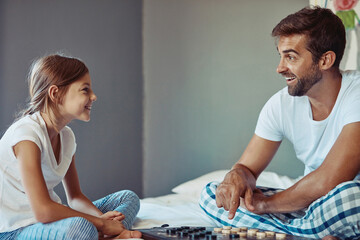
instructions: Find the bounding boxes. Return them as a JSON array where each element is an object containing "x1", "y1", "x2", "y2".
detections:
[{"x1": 0, "y1": 54, "x2": 142, "y2": 239}]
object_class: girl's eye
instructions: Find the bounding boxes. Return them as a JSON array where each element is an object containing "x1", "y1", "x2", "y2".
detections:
[{"x1": 82, "y1": 88, "x2": 89, "y2": 93}]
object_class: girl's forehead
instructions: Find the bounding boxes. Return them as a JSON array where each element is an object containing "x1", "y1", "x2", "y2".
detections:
[{"x1": 73, "y1": 73, "x2": 91, "y2": 85}]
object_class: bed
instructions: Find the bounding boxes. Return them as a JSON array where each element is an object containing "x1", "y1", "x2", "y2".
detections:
[{"x1": 133, "y1": 170, "x2": 301, "y2": 229}]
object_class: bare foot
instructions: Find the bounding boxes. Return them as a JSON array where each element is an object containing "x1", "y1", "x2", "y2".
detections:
[{"x1": 111, "y1": 229, "x2": 142, "y2": 239}]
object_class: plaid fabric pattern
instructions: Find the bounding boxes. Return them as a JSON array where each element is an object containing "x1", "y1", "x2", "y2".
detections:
[{"x1": 199, "y1": 180, "x2": 360, "y2": 240}]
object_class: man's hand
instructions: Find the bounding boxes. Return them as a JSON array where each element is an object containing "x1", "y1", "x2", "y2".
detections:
[
  {"x1": 242, "y1": 188, "x2": 268, "y2": 215},
  {"x1": 322, "y1": 236, "x2": 340, "y2": 240},
  {"x1": 215, "y1": 165, "x2": 256, "y2": 219},
  {"x1": 215, "y1": 135, "x2": 280, "y2": 218}
]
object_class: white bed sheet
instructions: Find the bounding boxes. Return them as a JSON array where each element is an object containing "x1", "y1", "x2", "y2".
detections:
[
  {"x1": 133, "y1": 171, "x2": 301, "y2": 229},
  {"x1": 133, "y1": 193, "x2": 218, "y2": 229}
]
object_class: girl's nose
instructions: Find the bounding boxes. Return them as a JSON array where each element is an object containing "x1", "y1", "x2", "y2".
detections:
[{"x1": 91, "y1": 92, "x2": 97, "y2": 102}]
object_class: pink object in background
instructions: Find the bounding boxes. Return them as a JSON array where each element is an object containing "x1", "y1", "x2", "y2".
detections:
[{"x1": 333, "y1": 0, "x2": 358, "y2": 11}]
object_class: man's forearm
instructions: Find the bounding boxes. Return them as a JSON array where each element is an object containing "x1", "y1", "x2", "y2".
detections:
[{"x1": 260, "y1": 172, "x2": 328, "y2": 213}]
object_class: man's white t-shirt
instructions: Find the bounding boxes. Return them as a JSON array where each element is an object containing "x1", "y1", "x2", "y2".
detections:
[
  {"x1": 0, "y1": 112, "x2": 76, "y2": 232},
  {"x1": 255, "y1": 70, "x2": 360, "y2": 178}
]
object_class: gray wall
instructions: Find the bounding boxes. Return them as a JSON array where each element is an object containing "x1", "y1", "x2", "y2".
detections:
[
  {"x1": 143, "y1": 0, "x2": 308, "y2": 197},
  {"x1": 0, "y1": 0, "x2": 143, "y2": 200}
]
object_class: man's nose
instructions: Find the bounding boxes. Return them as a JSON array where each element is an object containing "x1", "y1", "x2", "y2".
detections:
[{"x1": 276, "y1": 58, "x2": 287, "y2": 74}]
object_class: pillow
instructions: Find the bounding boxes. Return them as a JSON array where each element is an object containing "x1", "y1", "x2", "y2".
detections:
[
  {"x1": 171, "y1": 170, "x2": 228, "y2": 199},
  {"x1": 171, "y1": 170, "x2": 301, "y2": 199},
  {"x1": 256, "y1": 171, "x2": 302, "y2": 189}
]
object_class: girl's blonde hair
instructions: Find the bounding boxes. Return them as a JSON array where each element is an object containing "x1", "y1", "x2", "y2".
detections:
[{"x1": 19, "y1": 54, "x2": 89, "y2": 124}]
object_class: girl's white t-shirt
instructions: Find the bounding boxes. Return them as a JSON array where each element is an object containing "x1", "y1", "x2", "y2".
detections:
[
  {"x1": 0, "y1": 111, "x2": 76, "y2": 232},
  {"x1": 255, "y1": 70, "x2": 360, "y2": 178}
]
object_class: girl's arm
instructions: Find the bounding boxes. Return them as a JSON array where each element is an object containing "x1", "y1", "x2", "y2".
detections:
[
  {"x1": 62, "y1": 156, "x2": 124, "y2": 221},
  {"x1": 14, "y1": 140, "x2": 125, "y2": 236},
  {"x1": 62, "y1": 157, "x2": 103, "y2": 216}
]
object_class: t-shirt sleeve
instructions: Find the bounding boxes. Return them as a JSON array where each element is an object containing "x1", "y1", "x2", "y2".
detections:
[
  {"x1": 342, "y1": 87, "x2": 360, "y2": 127},
  {"x1": 255, "y1": 92, "x2": 284, "y2": 142},
  {"x1": 340, "y1": 71, "x2": 360, "y2": 126},
  {"x1": 62, "y1": 126, "x2": 77, "y2": 158},
  {"x1": 340, "y1": 77, "x2": 360, "y2": 127},
  {"x1": 10, "y1": 123, "x2": 43, "y2": 152}
]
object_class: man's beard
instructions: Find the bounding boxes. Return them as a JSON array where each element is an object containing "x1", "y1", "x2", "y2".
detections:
[{"x1": 288, "y1": 64, "x2": 322, "y2": 96}]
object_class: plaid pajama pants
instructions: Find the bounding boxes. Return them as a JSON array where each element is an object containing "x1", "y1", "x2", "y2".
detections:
[{"x1": 199, "y1": 180, "x2": 360, "y2": 240}]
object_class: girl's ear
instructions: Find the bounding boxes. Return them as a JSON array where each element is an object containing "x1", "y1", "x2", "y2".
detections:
[
  {"x1": 48, "y1": 85, "x2": 59, "y2": 103},
  {"x1": 319, "y1": 51, "x2": 336, "y2": 71}
]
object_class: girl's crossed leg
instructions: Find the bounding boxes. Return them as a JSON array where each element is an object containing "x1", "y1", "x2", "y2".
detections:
[{"x1": 0, "y1": 190, "x2": 140, "y2": 240}]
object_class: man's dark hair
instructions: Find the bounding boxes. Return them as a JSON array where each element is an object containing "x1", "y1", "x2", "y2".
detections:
[{"x1": 272, "y1": 6, "x2": 346, "y2": 68}]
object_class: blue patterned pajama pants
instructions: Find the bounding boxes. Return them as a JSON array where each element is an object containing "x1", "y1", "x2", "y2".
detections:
[
  {"x1": 199, "y1": 181, "x2": 360, "y2": 240},
  {"x1": 0, "y1": 190, "x2": 140, "y2": 240}
]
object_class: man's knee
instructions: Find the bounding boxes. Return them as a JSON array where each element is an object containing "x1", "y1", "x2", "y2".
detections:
[
  {"x1": 199, "y1": 182, "x2": 219, "y2": 208},
  {"x1": 331, "y1": 180, "x2": 360, "y2": 205}
]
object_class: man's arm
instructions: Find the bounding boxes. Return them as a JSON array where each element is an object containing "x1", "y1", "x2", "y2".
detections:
[
  {"x1": 215, "y1": 134, "x2": 281, "y2": 219},
  {"x1": 246, "y1": 122, "x2": 360, "y2": 214}
]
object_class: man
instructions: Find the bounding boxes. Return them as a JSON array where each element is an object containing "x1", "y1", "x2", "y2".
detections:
[{"x1": 199, "y1": 6, "x2": 360, "y2": 240}]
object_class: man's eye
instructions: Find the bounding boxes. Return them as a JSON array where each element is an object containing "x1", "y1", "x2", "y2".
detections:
[{"x1": 287, "y1": 55, "x2": 295, "y2": 61}]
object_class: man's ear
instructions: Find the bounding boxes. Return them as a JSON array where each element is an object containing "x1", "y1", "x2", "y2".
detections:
[
  {"x1": 319, "y1": 51, "x2": 336, "y2": 70},
  {"x1": 48, "y1": 85, "x2": 59, "y2": 103}
]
